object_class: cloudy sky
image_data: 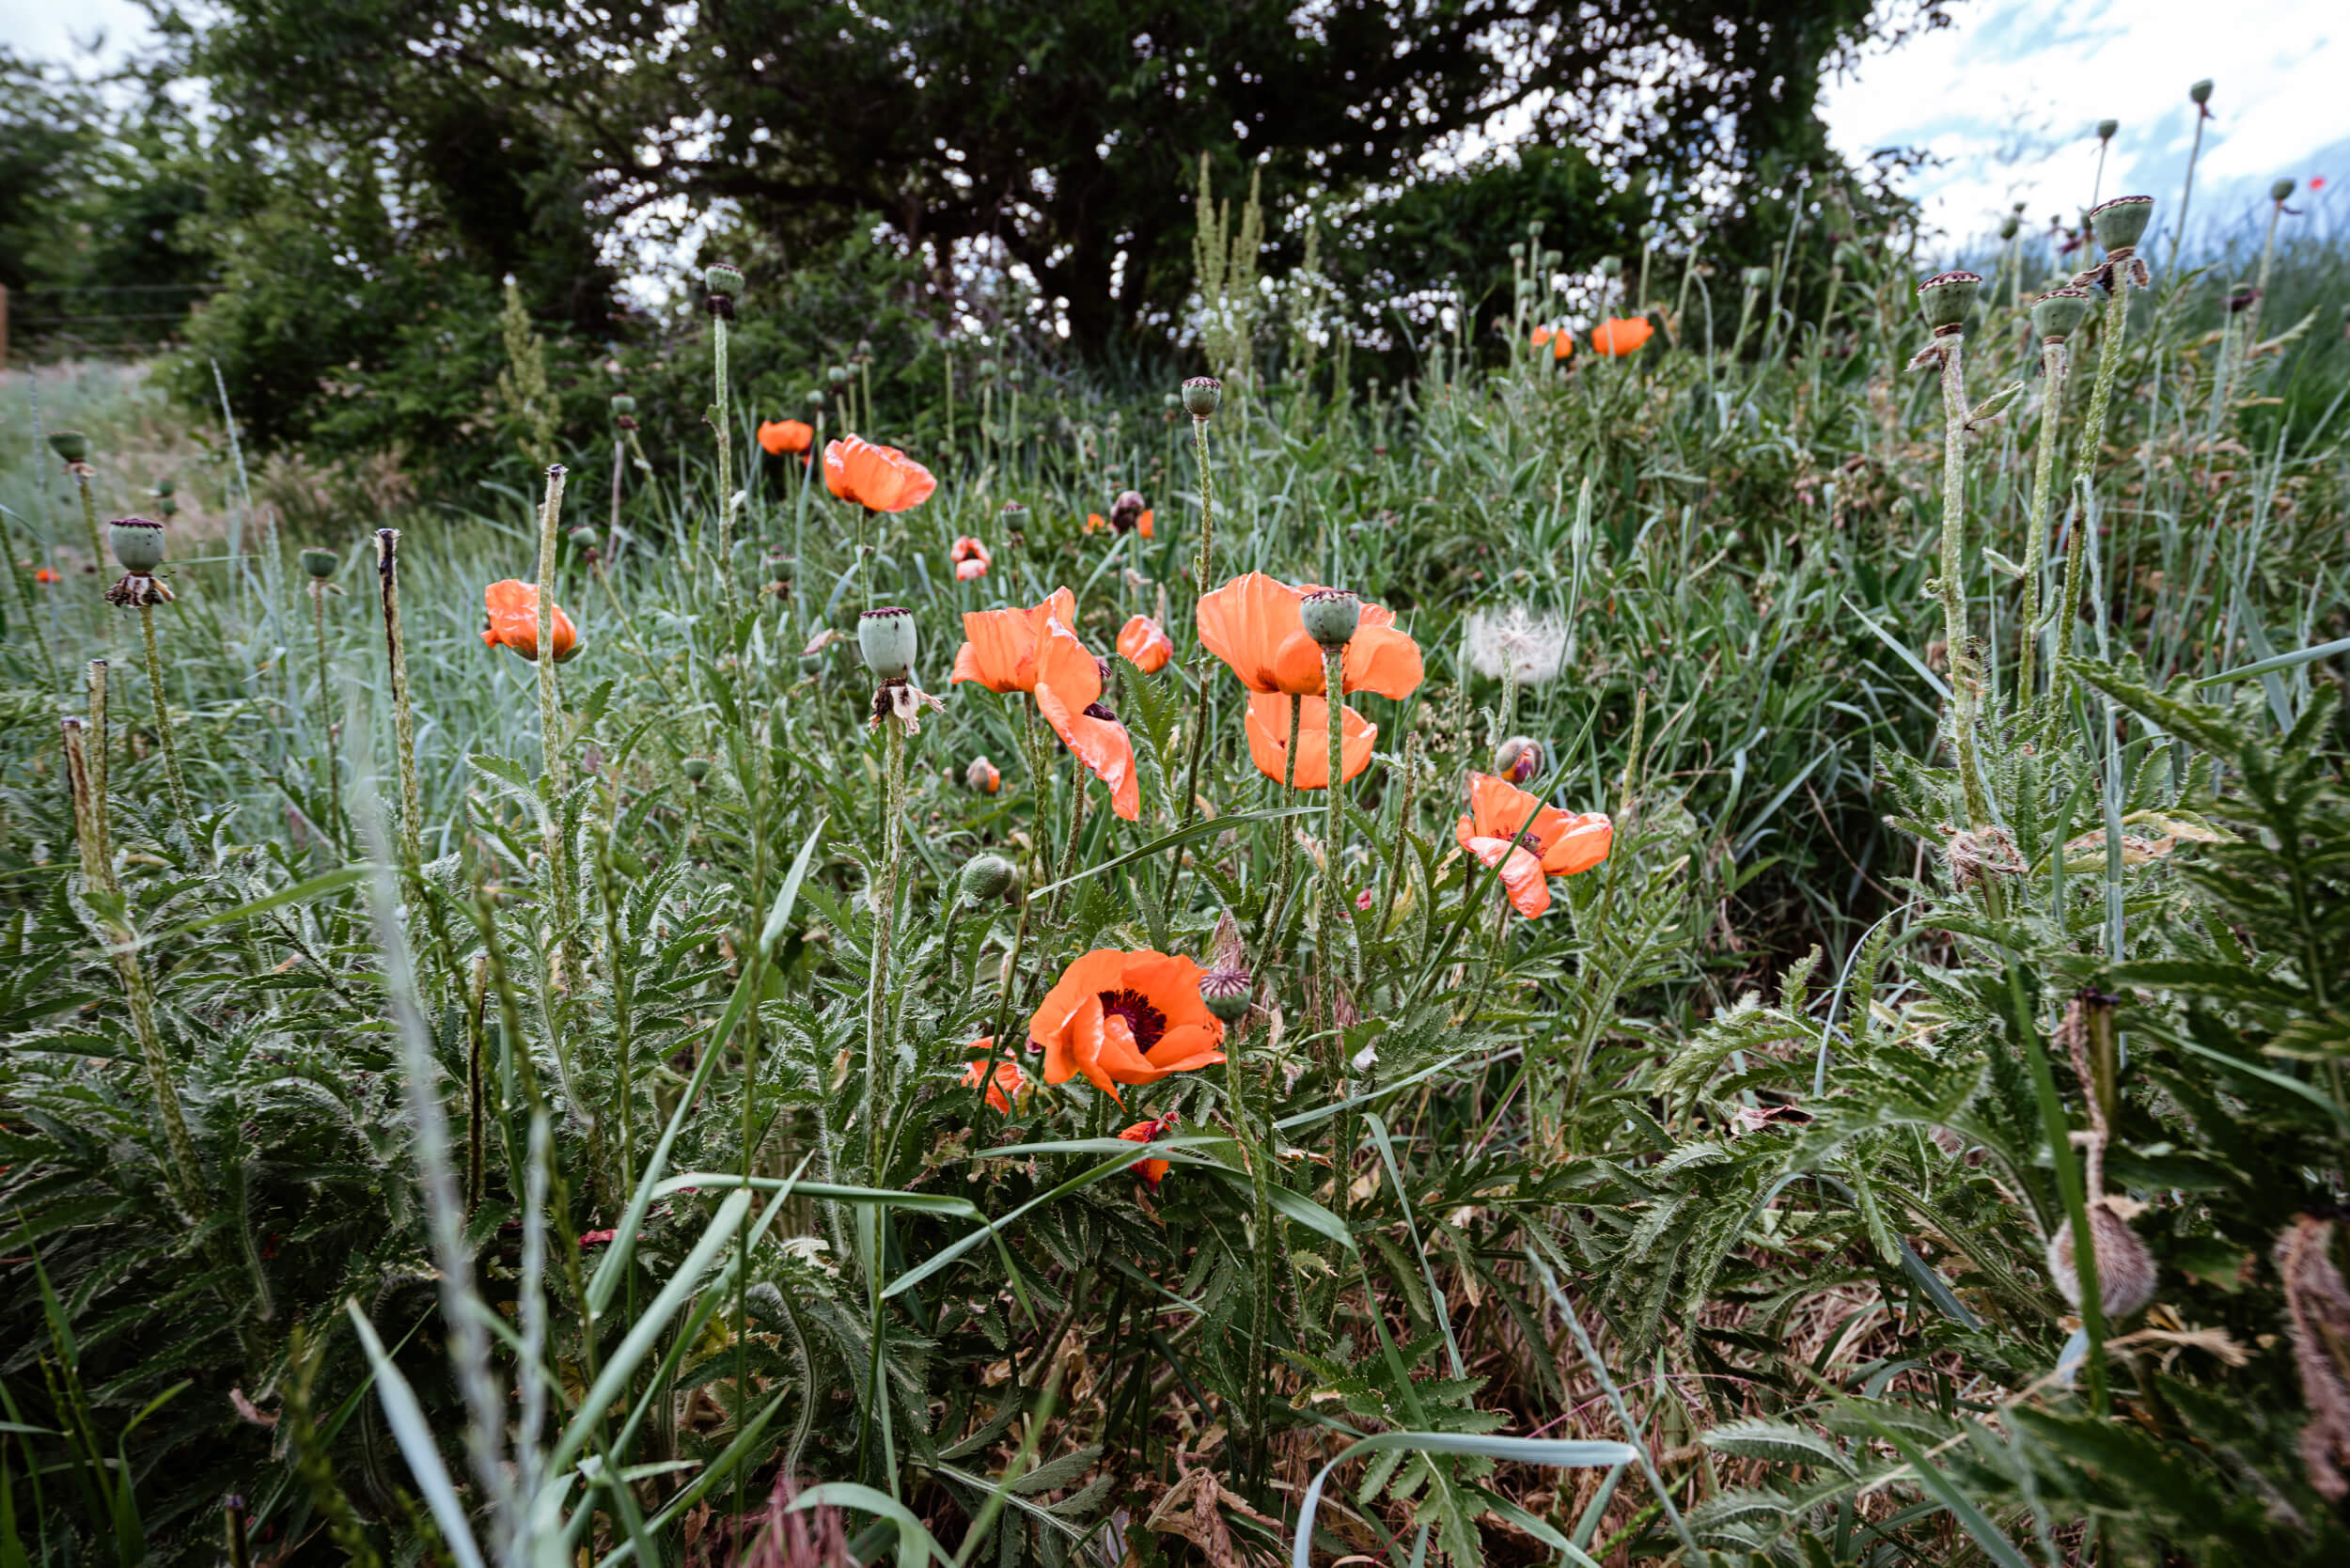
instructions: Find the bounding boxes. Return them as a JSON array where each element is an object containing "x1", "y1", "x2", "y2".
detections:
[{"x1": 8, "y1": 0, "x2": 2341, "y2": 255}]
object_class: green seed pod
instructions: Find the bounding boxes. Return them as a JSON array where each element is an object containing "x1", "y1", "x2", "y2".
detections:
[
  {"x1": 48, "y1": 430, "x2": 89, "y2": 463},
  {"x1": 960, "y1": 853, "x2": 1018, "y2": 902},
  {"x1": 1528, "y1": 219, "x2": 1545, "y2": 238},
  {"x1": 1199, "y1": 968, "x2": 1251, "y2": 1023},
  {"x1": 2271, "y1": 178, "x2": 2296, "y2": 204},
  {"x1": 979, "y1": 358, "x2": 998, "y2": 378},
  {"x1": 1999, "y1": 213, "x2": 2021, "y2": 241},
  {"x1": 805, "y1": 388, "x2": 824, "y2": 408},
  {"x1": 1742, "y1": 265, "x2": 1771, "y2": 290},
  {"x1": 2090, "y1": 196, "x2": 2154, "y2": 253},
  {"x1": 681, "y1": 757, "x2": 711, "y2": 783},
  {"x1": 1915, "y1": 271, "x2": 1982, "y2": 332},
  {"x1": 1508, "y1": 242, "x2": 1525, "y2": 260},
  {"x1": 1301, "y1": 588, "x2": 1361, "y2": 648},
  {"x1": 2096, "y1": 118, "x2": 2119, "y2": 142},
  {"x1": 828, "y1": 365, "x2": 848, "y2": 385},
  {"x1": 610, "y1": 394, "x2": 635, "y2": 416},
  {"x1": 569, "y1": 525, "x2": 600, "y2": 551},
  {"x1": 1182, "y1": 377, "x2": 1223, "y2": 418},
  {"x1": 2189, "y1": 78, "x2": 2213, "y2": 105},
  {"x1": 109, "y1": 517, "x2": 166, "y2": 573},
  {"x1": 704, "y1": 260, "x2": 744, "y2": 296},
  {"x1": 301, "y1": 547, "x2": 340, "y2": 580},
  {"x1": 855, "y1": 338, "x2": 872, "y2": 358},
  {"x1": 1596, "y1": 256, "x2": 1622, "y2": 278},
  {"x1": 2030, "y1": 287, "x2": 2094, "y2": 341},
  {"x1": 859, "y1": 605, "x2": 917, "y2": 681},
  {"x1": 155, "y1": 494, "x2": 180, "y2": 518},
  {"x1": 154, "y1": 478, "x2": 175, "y2": 497}
]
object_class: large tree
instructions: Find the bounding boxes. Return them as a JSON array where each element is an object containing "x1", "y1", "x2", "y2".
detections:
[{"x1": 188, "y1": 0, "x2": 1945, "y2": 349}]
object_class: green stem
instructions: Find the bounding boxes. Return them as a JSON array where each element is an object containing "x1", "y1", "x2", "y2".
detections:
[
  {"x1": 86, "y1": 660, "x2": 110, "y2": 868},
  {"x1": 713, "y1": 314, "x2": 734, "y2": 611},
  {"x1": 139, "y1": 602, "x2": 196, "y2": 848},
  {"x1": 534, "y1": 466, "x2": 579, "y2": 990},
  {"x1": 73, "y1": 472, "x2": 104, "y2": 582},
  {"x1": 2017, "y1": 337, "x2": 2069, "y2": 701},
  {"x1": 375, "y1": 529, "x2": 426, "y2": 875},
  {"x1": 2055, "y1": 285, "x2": 2134, "y2": 690},
  {"x1": 312, "y1": 585, "x2": 341, "y2": 842},
  {"x1": 865, "y1": 714, "x2": 907, "y2": 1192},
  {"x1": 1318, "y1": 644, "x2": 1351, "y2": 1226},
  {"x1": 1929, "y1": 332, "x2": 1990, "y2": 828}
]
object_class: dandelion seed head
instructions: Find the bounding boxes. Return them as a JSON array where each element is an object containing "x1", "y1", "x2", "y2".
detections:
[{"x1": 1462, "y1": 604, "x2": 1569, "y2": 685}]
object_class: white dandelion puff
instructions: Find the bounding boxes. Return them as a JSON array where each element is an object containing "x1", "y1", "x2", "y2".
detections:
[{"x1": 1462, "y1": 604, "x2": 1570, "y2": 685}]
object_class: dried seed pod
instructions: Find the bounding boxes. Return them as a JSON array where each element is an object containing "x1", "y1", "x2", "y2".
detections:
[{"x1": 2045, "y1": 1200, "x2": 2156, "y2": 1320}]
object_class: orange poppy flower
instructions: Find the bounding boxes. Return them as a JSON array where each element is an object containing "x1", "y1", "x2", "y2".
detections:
[
  {"x1": 951, "y1": 588, "x2": 1076, "y2": 694},
  {"x1": 1453, "y1": 773, "x2": 1612, "y2": 918},
  {"x1": 1118, "y1": 614, "x2": 1173, "y2": 674},
  {"x1": 950, "y1": 536, "x2": 991, "y2": 581},
  {"x1": 823, "y1": 436, "x2": 936, "y2": 512},
  {"x1": 960, "y1": 1041, "x2": 1026, "y2": 1114},
  {"x1": 1029, "y1": 949, "x2": 1226, "y2": 1103},
  {"x1": 33, "y1": 567, "x2": 61, "y2": 585},
  {"x1": 759, "y1": 418, "x2": 814, "y2": 457},
  {"x1": 1194, "y1": 572, "x2": 1423, "y2": 699},
  {"x1": 482, "y1": 580, "x2": 580, "y2": 663},
  {"x1": 1244, "y1": 693, "x2": 1375, "y2": 790},
  {"x1": 1590, "y1": 317, "x2": 1654, "y2": 356},
  {"x1": 1531, "y1": 325, "x2": 1574, "y2": 361},
  {"x1": 1118, "y1": 1112, "x2": 1181, "y2": 1189},
  {"x1": 1031, "y1": 620, "x2": 1141, "y2": 821}
]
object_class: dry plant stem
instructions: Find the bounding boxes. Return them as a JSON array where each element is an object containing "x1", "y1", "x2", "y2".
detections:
[
  {"x1": 864, "y1": 713, "x2": 907, "y2": 1192},
  {"x1": 1932, "y1": 332, "x2": 1992, "y2": 828},
  {"x1": 139, "y1": 603, "x2": 197, "y2": 847},
  {"x1": 86, "y1": 661, "x2": 109, "y2": 867},
  {"x1": 64, "y1": 717, "x2": 207, "y2": 1224},
  {"x1": 2055, "y1": 287, "x2": 2133, "y2": 687},
  {"x1": 375, "y1": 529, "x2": 425, "y2": 873},
  {"x1": 310, "y1": 586, "x2": 341, "y2": 839},
  {"x1": 2016, "y1": 337, "x2": 2069, "y2": 700}
]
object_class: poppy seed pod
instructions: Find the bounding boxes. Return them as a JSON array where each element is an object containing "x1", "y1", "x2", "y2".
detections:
[
  {"x1": 1915, "y1": 271, "x2": 1982, "y2": 331},
  {"x1": 1596, "y1": 256, "x2": 1622, "y2": 278},
  {"x1": 2190, "y1": 79, "x2": 2213, "y2": 105},
  {"x1": 2096, "y1": 118, "x2": 2119, "y2": 142},
  {"x1": 108, "y1": 517, "x2": 166, "y2": 573},
  {"x1": 1508, "y1": 242, "x2": 1525, "y2": 259},
  {"x1": 1199, "y1": 968, "x2": 1252, "y2": 1024},
  {"x1": 1182, "y1": 377, "x2": 1222, "y2": 418},
  {"x1": 300, "y1": 547, "x2": 339, "y2": 580},
  {"x1": 48, "y1": 430, "x2": 89, "y2": 463},
  {"x1": 610, "y1": 394, "x2": 635, "y2": 416},
  {"x1": 156, "y1": 494, "x2": 179, "y2": 518},
  {"x1": 960, "y1": 853, "x2": 1018, "y2": 902},
  {"x1": 1999, "y1": 213, "x2": 2021, "y2": 241},
  {"x1": 154, "y1": 478, "x2": 174, "y2": 497},
  {"x1": 1301, "y1": 588, "x2": 1362, "y2": 648},
  {"x1": 859, "y1": 606, "x2": 918, "y2": 681},
  {"x1": 2271, "y1": 178, "x2": 2296, "y2": 204},
  {"x1": 2046, "y1": 1200, "x2": 2157, "y2": 1319},
  {"x1": 569, "y1": 525, "x2": 599, "y2": 552},
  {"x1": 828, "y1": 366, "x2": 848, "y2": 385},
  {"x1": 1742, "y1": 265, "x2": 1772, "y2": 290},
  {"x1": 1006, "y1": 367, "x2": 1024, "y2": 386},
  {"x1": 2089, "y1": 196, "x2": 2154, "y2": 253},
  {"x1": 681, "y1": 757, "x2": 711, "y2": 783},
  {"x1": 704, "y1": 260, "x2": 744, "y2": 297},
  {"x1": 2031, "y1": 287, "x2": 2094, "y2": 340}
]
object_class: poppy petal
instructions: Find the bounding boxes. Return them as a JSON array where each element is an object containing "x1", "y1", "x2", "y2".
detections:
[
  {"x1": 1466, "y1": 836, "x2": 1554, "y2": 918},
  {"x1": 1244, "y1": 693, "x2": 1374, "y2": 790}
]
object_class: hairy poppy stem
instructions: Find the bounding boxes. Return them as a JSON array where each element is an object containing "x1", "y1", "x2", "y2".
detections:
[
  {"x1": 533, "y1": 465, "x2": 581, "y2": 992},
  {"x1": 72, "y1": 469, "x2": 104, "y2": 584},
  {"x1": 1931, "y1": 333, "x2": 1992, "y2": 828},
  {"x1": 2017, "y1": 336, "x2": 2070, "y2": 700},
  {"x1": 2055, "y1": 287, "x2": 2132, "y2": 691},
  {"x1": 713, "y1": 312, "x2": 736, "y2": 611},
  {"x1": 86, "y1": 660, "x2": 109, "y2": 868},
  {"x1": 375, "y1": 529, "x2": 425, "y2": 874},
  {"x1": 0, "y1": 506, "x2": 58, "y2": 685},
  {"x1": 865, "y1": 713, "x2": 907, "y2": 1188},
  {"x1": 1319, "y1": 644, "x2": 1351, "y2": 1226},
  {"x1": 138, "y1": 602, "x2": 197, "y2": 849},
  {"x1": 310, "y1": 582, "x2": 342, "y2": 842}
]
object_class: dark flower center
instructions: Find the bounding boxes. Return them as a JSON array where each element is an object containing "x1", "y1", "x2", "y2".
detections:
[
  {"x1": 1099, "y1": 987, "x2": 1167, "y2": 1052},
  {"x1": 1084, "y1": 701, "x2": 1119, "y2": 722}
]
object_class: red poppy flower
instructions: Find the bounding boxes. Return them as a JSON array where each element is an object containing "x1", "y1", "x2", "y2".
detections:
[
  {"x1": 823, "y1": 436, "x2": 936, "y2": 512},
  {"x1": 1453, "y1": 773, "x2": 1612, "y2": 918},
  {"x1": 1244, "y1": 693, "x2": 1375, "y2": 790},
  {"x1": 950, "y1": 537, "x2": 991, "y2": 581},
  {"x1": 1590, "y1": 317, "x2": 1654, "y2": 356},
  {"x1": 1194, "y1": 572, "x2": 1423, "y2": 698},
  {"x1": 1118, "y1": 1112, "x2": 1180, "y2": 1188},
  {"x1": 1029, "y1": 949, "x2": 1226, "y2": 1103},
  {"x1": 950, "y1": 589, "x2": 1077, "y2": 694},
  {"x1": 579, "y1": 1229, "x2": 619, "y2": 1247},
  {"x1": 1117, "y1": 614, "x2": 1173, "y2": 674},
  {"x1": 33, "y1": 567, "x2": 60, "y2": 585},
  {"x1": 482, "y1": 580, "x2": 580, "y2": 663},
  {"x1": 961, "y1": 1042, "x2": 1026, "y2": 1114},
  {"x1": 759, "y1": 419, "x2": 815, "y2": 457},
  {"x1": 1032, "y1": 621, "x2": 1141, "y2": 821}
]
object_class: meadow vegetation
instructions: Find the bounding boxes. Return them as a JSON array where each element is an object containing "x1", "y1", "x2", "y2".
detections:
[{"x1": 3, "y1": 135, "x2": 2350, "y2": 1568}]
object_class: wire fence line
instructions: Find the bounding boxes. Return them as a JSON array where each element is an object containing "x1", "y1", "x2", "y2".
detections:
[{"x1": 1, "y1": 282, "x2": 227, "y2": 364}]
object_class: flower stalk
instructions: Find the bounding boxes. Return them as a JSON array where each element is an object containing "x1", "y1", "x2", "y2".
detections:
[
  {"x1": 1914, "y1": 272, "x2": 1992, "y2": 827},
  {"x1": 2018, "y1": 289, "x2": 2090, "y2": 700},
  {"x1": 375, "y1": 528, "x2": 426, "y2": 873},
  {"x1": 534, "y1": 465, "x2": 579, "y2": 987},
  {"x1": 2055, "y1": 198, "x2": 2154, "y2": 691},
  {"x1": 86, "y1": 660, "x2": 110, "y2": 867}
]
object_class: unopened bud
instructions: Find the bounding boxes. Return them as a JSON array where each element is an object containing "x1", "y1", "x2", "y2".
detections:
[
  {"x1": 2095, "y1": 118, "x2": 2119, "y2": 142},
  {"x1": 1301, "y1": 588, "x2": 1361, "y2": 648},
  {"x1": 2271, "y1": 178, "x2": 2296, "y2": 204},
  {"x1": 1999, "y1": 213, "x2": 2021, "y2": 241},
  {"x1": 960, "y1": 853, "x2": 1018, "y2": 902},
  {"x1": 2046, "y1": 1200, "x2": 2157, "y2": 1320},
  {"x1": 570, "y1": 525, "x2": 599, "y2": 552},
  {"x1": 109, "y1": 517, "x2": 166, "y2": 573},
  {"x1": 965, "y1": 756, "x2": 1001, "y2": 794},
  {"x1": 1181, "y1": 377, "x2": 1222, "y2": 418},
  {"x1": 858, "y1": 606, "x2": 917, "y2": 681},
  {"x1": 1495, "y1": 735, "x2": 1543, "y2": 783}
]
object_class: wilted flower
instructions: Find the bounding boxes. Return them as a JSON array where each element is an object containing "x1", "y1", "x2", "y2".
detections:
[
  {"x1": 1117, "y1": 614, "x2": 1174, "y2": 673},
  {"x1": 949, "y1": 536, "x2": 991, "y2": 581},
  {"x1": 1118, "y1": 1112, "x2": 1181, "y2": 1189}
]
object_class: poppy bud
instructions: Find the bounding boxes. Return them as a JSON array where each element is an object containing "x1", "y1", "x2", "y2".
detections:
[
  {"x1": 2271, "y1": 178, "x2": 2296, "y2": 204},
  {"x1": 1915, "y1": 271, "x2": 1982, "y2": 332},
  {"x1": 858, "y1": 606, "x2": 917, "y2": 681},
  {"x1": 681, "y1": 757, "x2": 711, "y2": 783},
  {"x1": 2089, "y1": 196, "x2": 2154, "y2": 253},
  {"x1": 1301, "y1": 588, "x2": 1361, "y2": 648},
  {"x1": 1999, "y1": 213, "x2": 2021, "y2": 241},
  {"x1": 48, "y1": 430, "x2": 89, "y2": 463},
  {"x1": 154, "y1": 478, "x2": 175, "y2": 497},
  {"x1": 965, "y1": 756, "x2": 1001, "y2": 794},
  {"x1": 1495, "y1": 735, "x2": 1543, "y2": 783},
  {"x1": 1742, "y1": 265, "x2": 1771, "y2": 290},
  {"x1": 109, "y1": 517, "x2": 166, "y2": 573},
  {"x1": 704, "y1": 260, "x2": 744, "y2": 297},
  {"x1": 2095, "y1": 118, "x2": 2119, "y2": 142},
  {"x1": 2046, "y1": 1200, "x2": 2157, "y2": 1319},
  {"x1": 1181, "y1": 377, "x2": 1222, "y2": 418},
  {"x1": 156, "y1": 494, "x2": 180, "y2": 518},
  {"x1": 2189, "y1": 78, "x2": 2213, "y2": 105},
  {"x1": 1200, "y1": 969, "x2": 1251, "y2": 1024},
  {"x1": 2031, "y1": 287, "x2": 2093, "y2": 341},
  {"x1": 300, "y1": 547, "x2": 339, "y2": 580},
  {"x1": 960, "y1": 852, "x2": 1018, "y2": 902},
  {"x1": 611, "y1": 394, "x2": 635, "y2": 416},
  {"x1": 570, "y1": 525, "x2": 599, "y2": 552}
]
